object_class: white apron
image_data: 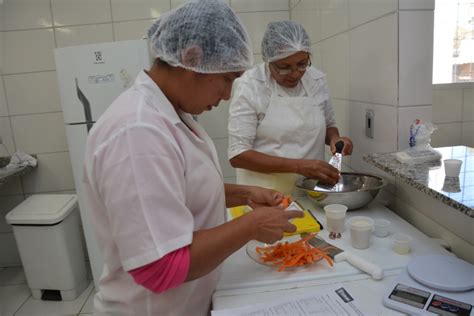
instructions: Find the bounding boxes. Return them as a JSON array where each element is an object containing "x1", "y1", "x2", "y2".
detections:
[{"x1": 236, "y1": 77, "x2": 326, "y2": 195}]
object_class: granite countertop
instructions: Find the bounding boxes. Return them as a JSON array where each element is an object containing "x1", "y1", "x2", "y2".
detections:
[
  {"x1": 0, "y1": 156, "x2": 37, "y2": 186},
  {"x1": 364, "y1": 146, "x2": 473, "y2": 217}
]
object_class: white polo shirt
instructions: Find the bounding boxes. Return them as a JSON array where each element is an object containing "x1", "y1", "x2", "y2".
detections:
[{"x1": 82, "y1": 70, "x2": 226, "y2": 315}]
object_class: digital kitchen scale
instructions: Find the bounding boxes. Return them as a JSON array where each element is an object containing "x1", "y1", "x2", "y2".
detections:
[{"x1": 383, "y1": 255, "x2": 474, "y2": 315}]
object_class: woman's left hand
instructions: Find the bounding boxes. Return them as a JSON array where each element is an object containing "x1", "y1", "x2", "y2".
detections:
[
  {"x1": 331, "y1": 136, "x2": 353, "y2": 156},
  {"x1": 247, "y1": 186, "x2": 285, "y2": 209}
]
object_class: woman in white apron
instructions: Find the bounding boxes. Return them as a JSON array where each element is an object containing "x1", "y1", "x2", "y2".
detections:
[
  {"x1": 82, "y1": 3, "x2": 304, "y2": 315},
  {"x1": 228, "y1": 21, "x2": 353, "y2": 195}
]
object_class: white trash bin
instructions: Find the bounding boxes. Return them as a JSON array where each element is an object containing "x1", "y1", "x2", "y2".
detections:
[{"x1": 6, "y1": 194, "x2": 88, "y2": 301}]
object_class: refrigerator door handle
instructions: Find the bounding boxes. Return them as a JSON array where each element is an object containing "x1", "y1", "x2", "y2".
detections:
[{"x1": 75, "y1": 78, "x2": 94, "y2": 132}]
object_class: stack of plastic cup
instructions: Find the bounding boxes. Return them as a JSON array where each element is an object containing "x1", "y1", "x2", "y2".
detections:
[
  {"x1": 444, "y1": 159, "x2": 462, "y2": 177},
  {"x1": 324, "y1": 204, "x2": 348, "y2": 239}
]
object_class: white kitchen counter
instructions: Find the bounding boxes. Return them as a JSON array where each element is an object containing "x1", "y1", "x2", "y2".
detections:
[
  {"x1": 212, "y1": 199, "x2": 451, "y2": 314},
  {"x1": 213, "y1": 270, "x2": 404, "y2": 315}
]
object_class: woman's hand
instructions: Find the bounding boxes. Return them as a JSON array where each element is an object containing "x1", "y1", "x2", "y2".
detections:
[
  {"x1": 247, "y1": 186, "x2": 284, "y2": 209},
  {"x1": 297, "y1": 159, "x2": 339, "y2": 185},
  {"x1": 330, "y1": 136, "x2": 353, "y2": 156},
  {"x1": 246, "y1": 206, "x2": 304, "y2": 244}
]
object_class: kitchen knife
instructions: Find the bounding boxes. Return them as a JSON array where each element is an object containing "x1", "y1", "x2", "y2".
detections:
[{"x1": 306, "y1": 235, "x2": 384, "y2": 280}]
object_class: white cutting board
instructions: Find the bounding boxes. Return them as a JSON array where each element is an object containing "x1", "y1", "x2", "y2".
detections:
[{"x1": 216, "y1": 200, "x2": 449, "y2": 292}]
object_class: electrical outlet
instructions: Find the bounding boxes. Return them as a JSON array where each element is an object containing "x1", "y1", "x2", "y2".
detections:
[{"x1": 365, "y1": 109, "x2": 374, "y2": 139}]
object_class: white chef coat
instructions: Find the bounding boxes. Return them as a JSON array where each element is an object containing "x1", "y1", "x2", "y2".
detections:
[
  {"x1": 228, "y1": 63, "x2": 336, "y2": 193},
  {"x1": 82, "y1": 70, "x2": 226, "y2": 316}
]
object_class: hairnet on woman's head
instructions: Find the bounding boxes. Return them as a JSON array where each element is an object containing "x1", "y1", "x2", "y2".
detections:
[
  {"x1": 261, "y1": 21, "x2": 311, "y2": 62},
  {"x1": 147, "y1": 0, "x2": 253, "y2": 74}
]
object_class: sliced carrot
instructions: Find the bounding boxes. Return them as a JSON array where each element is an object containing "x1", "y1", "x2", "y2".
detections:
[
  {"x1": 281, "y1": 196, "x2": 291, "y2": 208},
  {"x1": 256, "y1": 233, "x2": 334, "y2": 271}
]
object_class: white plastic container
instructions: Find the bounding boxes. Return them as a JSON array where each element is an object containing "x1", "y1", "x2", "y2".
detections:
[
  {"x1": 374, "y1": 219, "x2": 391, "y2": 238},
  {"x1": 444, "y1": 159, "x2": 462, "y2": 177},
  {"x1": 6, "y1": 194, "x2": 88, "y2": 301},
  {"x1": 324, "y1": 204, "x2": 348, "y2": 234},
  {"x1": 392, "y1": 233, "x2": 413, "y2": 254},
  {"x1": 348, "y1": 216, "x2": 374, "y2": 249}
]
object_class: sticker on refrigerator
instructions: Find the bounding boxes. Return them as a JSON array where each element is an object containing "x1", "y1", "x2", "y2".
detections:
[
  {"x1": 93, "y1": 51, "x2": 104, "y2": 64},
  {"x1": 88, "y1": 74, "x2": 115, "y2": 84}
]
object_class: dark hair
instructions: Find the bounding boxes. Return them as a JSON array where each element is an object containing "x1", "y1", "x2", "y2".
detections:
[{"x1": 154, "y1": 58, "x2": 170, "y2": 67}]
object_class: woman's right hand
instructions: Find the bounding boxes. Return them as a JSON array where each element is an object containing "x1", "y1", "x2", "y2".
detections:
[
  {"x1": 247, "y1": 207, "x2": 304, "y2": 244},
  {"x1": 296, "y1": 159, "x2": 339, "y2": 185}
]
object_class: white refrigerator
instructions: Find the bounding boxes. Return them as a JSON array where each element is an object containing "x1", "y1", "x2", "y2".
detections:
[{"x1": 54, "y1": 39, "x2": 151, "y2": 288}]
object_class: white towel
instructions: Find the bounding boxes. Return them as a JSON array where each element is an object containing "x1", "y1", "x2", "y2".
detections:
[
  {"x1": 8, "y1": 151, "x2": 37, "y2": 168},
  {"x1": 0, "y1": 152, "x2": 37, "y2": 178}
]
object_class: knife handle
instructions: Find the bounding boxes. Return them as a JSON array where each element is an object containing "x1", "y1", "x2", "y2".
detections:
[{"x1": 334, "y1": 252, "x2": 384, "y2": 280}]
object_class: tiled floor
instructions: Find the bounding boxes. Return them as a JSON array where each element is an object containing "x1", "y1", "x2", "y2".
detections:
[{"x1": 0, "y1": 266, "x2": 95, "y2": 316}]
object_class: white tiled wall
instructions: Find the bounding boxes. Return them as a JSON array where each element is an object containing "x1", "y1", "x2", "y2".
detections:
[
  {"x1": 3, "y1": 72, "x2": 61, "y2": 115},
  {"x1": 398, "y1": 11, "x2": 434, "y2": 107},
  {"x1": 11, "y1": 113, "x2": 68, "y2": 154},
  {"x1": 236, "y1": 11, "x2": 289, "y2": 54},
  {"x1": 110, "y1": 0, "x2": 169, "y2": 21},
  {"x1": 350, "y1": 13, "x2": 398, "y2": 106},
  {"x1": 432, "y1": 83, "x2": 474, "y2": 148},
  {"x1": 2, "y1": 29, "x2": 56, "y2": 74},
  {"x1": 349, "y1": 102, "x2": 398, "y2": 172},
  {"x1": 55, "y1": 24, "x2": 114, "y2": 48},
  {"x1": 0, "y1": 117, "x2": 15, "y2": 155},
  {"x1": 0, "y1": 77, "x2": 8, "y2": 117},
  {"x1": 0, "y1": 0, "x2": 53, "y2": 31},
  {"x1": 320, "y1": 33, "x2": 349, "y2": 100},
  {"x1": 113, "y1": 20, "x2": 155, "y2": 41},
  {"x1": 348, "y1": 0, "x2": 397, "y2": 28},
  {"x1": 320, "y1": 0, "x2": 349, "y2": 39},
  {"x1": 0, "y1": 0, "x2": 290, "y2": 266},
  {"x1": 291, "y1": 7, "x2": 322, "y2": 43},
  {"x1": 51, "y1": 0, "x2": 112, "y2": 26}
]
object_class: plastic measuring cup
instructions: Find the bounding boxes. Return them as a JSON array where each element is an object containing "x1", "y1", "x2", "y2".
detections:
[{"x1": 348, "y1": 216, "x2": 374, "y2": 249}]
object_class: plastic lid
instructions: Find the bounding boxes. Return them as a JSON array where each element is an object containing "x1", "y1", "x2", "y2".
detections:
[
  {"x1": 6, "y1": 194, "x2": 78, "y2": 225},
  {"x1": 348, "y1": 216, "x2": 374, "y2": 231},
  {"x1": 324, "y1": 204, "x2": 348, "y2": 219}
]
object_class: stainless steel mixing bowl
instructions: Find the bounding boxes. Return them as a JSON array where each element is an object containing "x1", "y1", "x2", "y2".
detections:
[{"x1": 295, "y1": 172, "x2": 387, "y2": 210}]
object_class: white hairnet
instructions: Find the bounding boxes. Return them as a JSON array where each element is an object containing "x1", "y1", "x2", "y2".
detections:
[
  {"x1": 261, "y1": 21, "x2": 311, "y2": 62},
  {"x1": 147, "y1": 0, "x2": 253, "y2": 74}
]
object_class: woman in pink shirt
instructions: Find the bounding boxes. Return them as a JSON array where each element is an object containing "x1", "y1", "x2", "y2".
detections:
[{"x1": 82, "y1": 1, "x2": 303, "y2": 315}]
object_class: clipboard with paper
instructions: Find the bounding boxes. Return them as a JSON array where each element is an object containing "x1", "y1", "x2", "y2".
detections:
[{"x1": 228, "y1": 200, "x2": 323, "y2": 237}]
